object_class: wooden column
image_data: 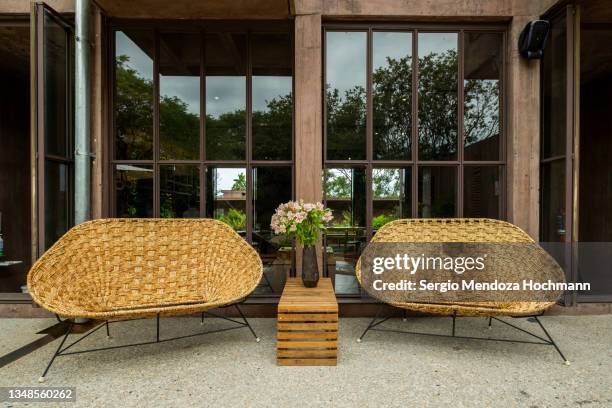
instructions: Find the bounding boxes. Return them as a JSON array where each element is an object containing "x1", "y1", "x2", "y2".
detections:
[
  {"x1": 294, "y1": 13, "x2": 323, "y2": 271},
  {"x1": 506, "y1": 15, "x2": 541, "y2": 239}
]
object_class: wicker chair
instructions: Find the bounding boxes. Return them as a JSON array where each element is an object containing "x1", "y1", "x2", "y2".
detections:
[
  {"x1": 28, "y1": 218, "x2": 263, "y2": 380},
  {"x1": 355, "y1": 218, "x2": 569, "y2": 363}
]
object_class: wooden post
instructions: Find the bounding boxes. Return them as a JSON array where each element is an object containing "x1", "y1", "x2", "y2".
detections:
[{"x1": 294, "y1": 13, "x2": 324, "y2": 272}]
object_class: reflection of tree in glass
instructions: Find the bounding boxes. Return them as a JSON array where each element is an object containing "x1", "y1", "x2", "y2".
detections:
[
  {"x1": 464, "y1": 79, "x2": 499, "y2": 147},
  {"x1": 373, "y1": 57, "x2": 412, "y2": 159},
  {"x1": 115, "y1": 56, "x2": 154, "y2": 160},
  {"x1": 417, "y1": 50, "x2": 458, "y2": 160},
  {"x1": 159, "y1": 95, "x2": 199, "y2": 160},
  {"x1": 252, "y1": 94, "x2": 293, "y2": 160},
  {"x1": 326, "y1": 85, "x2": 367, "y2": 159},
  {"x1": 117, "y1": 55, "x2": 293, "y2": 161},
  {"x1": 327, "y1": 49, "x2": 501, "y2": 162}
]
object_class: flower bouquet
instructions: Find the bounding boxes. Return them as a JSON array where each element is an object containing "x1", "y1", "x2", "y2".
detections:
[{"x1": 271, "y1": 200, "x2": 333, "y2": 287}]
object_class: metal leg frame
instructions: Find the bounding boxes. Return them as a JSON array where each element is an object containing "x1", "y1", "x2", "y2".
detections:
[
  {"x1": 39, "y1": 304, "x2": 260, "y2": 381},
  {"x1": 357, "y1": 308, "x2": 569, "y2": 364}
]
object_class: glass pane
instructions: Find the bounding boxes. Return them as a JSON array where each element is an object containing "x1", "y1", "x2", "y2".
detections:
[
  {"x1": 115, "y1": 30, "x2": 154, "y2": 160},
  {"x1": 325, "y1": 32, "x2": 367, "y2": 160},
  {"x1": 44, "y1": 13, "x2": 69, "y2": 157},
  {"x1": 373, "y1": 32, "x2": 412, "y2": 160},
  {"x1": 464, "y1": 33, "x2": 502, "y2": 161},
  {"x1": 463, "y1": 166, "x2": 501, "y2": 218},
  {"x1": 115, "y1": 164, "x2": 154, "y2": 217},
  {"x1": 160, "y1": 165, "x2": 200, "y2": 218},
  {"x1": 324, "y1": 167, "x2": 367, "y2": 295},
  {"x1": 372, "y1": 168, "x2": 411, "y2": 232},
  {"x1": 540, "y1": 160, "x2": 566, "y2": 242},
  {"x1": 541, "y1": 13, "x2": 567, "y2": 159},
  {"x1": 205, "y1": 33, "x2": 247, "y2": 160},
  {"x1": 159, "y1": 33, "x2": 200, "y2": 160},
  {"x1": 252, "y1": 166, "x2": 292, "y2": 294},
  {"x1": 206, "y1": 167, "x2": 247, "y2": 235},
  {"x1": 44, "y1": 161, "x2": 71, "y2": 248},
  {"x1": 252, "y1": 33, "x2": 293, "y2": 161},
  {"x1": 418, "y1": 33, "x2": 458, "y2": 161},
  {"x1": 418, "y1": 166, "x2": 456, "y2": 217}
]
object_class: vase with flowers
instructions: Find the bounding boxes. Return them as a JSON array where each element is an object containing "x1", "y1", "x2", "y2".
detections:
[{"x1": 271, "y1": 200, "x2": 333, "y2": 287}]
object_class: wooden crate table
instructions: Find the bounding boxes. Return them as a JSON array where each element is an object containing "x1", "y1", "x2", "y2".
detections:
[{"x1": 277, "y1": 278, "x2": 338, "y2": 366}]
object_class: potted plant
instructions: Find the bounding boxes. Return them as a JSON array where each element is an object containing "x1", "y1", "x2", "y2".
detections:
[{"x1": 271, "y1": 200, "x2": 333, "y2": 287}]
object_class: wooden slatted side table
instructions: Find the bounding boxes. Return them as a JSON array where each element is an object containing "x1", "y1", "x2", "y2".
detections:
[{"x1": 277, "y1": 278, "x2": 338, "y2": 366}]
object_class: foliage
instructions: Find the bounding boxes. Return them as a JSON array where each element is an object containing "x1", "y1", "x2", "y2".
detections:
[
  {"x1": 372, "y1": 214, "x2": 395, "y2": 229},
  {"x1": 372, "y1": 56, "x2": 412, "y2": 159},
  {"x1": 160, "y1": 193, "x2": 175, "y2": 218},
  {"x1": 324, "y1": 168, "x2": 353, "y2": 199},
  {"x1": 216, "y1": 208, "x2": 247, "y2": 230},
  {"x1": 115, "y1": 55, "x2": 154, "y2": 160},
  {"x1": 373, "y1": 169, "x2": 401, "y2": 198},
  {"x1": 271, "y1": 201, "x2": 333, "y2": 247},
  {"x1": 232, "y1": 173, "x2": 247, "y2": 191}
]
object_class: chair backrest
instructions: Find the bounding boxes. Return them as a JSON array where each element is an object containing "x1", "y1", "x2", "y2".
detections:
[
  {"x1": 371, "y1": 218, "x2": 534, "y2": 243},
  {"x1": 27, "y1": 218, "x2": 262, "y2": 314}
]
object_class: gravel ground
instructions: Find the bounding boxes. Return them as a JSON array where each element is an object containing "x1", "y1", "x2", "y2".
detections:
[{"x1": 0, "y1": 315, "x2": 611, "y2": 408}]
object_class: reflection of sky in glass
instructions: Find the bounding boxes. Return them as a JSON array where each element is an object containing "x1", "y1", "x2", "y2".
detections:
[
  {"x1": 373, "y1": 32, "x2": 412, "y2": 70},
  {"x1": 115, "y1": 31, "x2": 152, "y2": 80},
  {"x1": 418, "y1": 32, "x2": 457, "y2": 57},
  {"x1": 160, "y1": 76, "x2": 200, "y2": 115},
  {"x1": 326, "y1": 32, "x2": 366, "y2": 99},
  {"x1": 206, "y1": 76, "x2": 245, "y2": 118},
  {"x1": 214, "y1": 168, "x2": 245, "y2": 195},
  {"x1": 253, "y1": 76, "x2": 292, "y2": 112}
]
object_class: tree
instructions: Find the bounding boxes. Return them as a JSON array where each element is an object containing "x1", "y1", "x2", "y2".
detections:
[{"x1": 232, "y1": 173, "x2": 247, "y2": 191}]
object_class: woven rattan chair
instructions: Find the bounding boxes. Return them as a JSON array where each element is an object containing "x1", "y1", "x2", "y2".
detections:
[
  {"x1": 355, "y1": 218, "x2": 569, "y2": 363},
  {"x1": 28, "y1": 218, "x2": 263, "y2": 380}
]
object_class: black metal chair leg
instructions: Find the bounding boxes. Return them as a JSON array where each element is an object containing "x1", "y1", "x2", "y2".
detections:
[
  {"x1": 156, "y1": 314, "x2": 160, "y2": 342},
  {"x1": 235, "y1": 304, "x2": 260, "y2": 342},
  {"x1": 451, "y1": 312, "x2": 457, "y2": 337},
  {"x1": 533, "y1": 316, "x2": 570, "y2": 365},
  {"x1": 39, "y1": 322, "x2": 74, "y2": 382},
  {"x1": 105, "y1": 321, "x2": 111, "y2": 339},
  {"x1": 358, "y1": 304, "x2": 384, "y2": 342},
  {"x1": 488, "y1": 316, "x2": 493, "y2": 329}
]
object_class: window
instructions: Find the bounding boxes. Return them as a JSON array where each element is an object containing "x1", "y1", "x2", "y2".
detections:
[
  {"x1": 112, "y1": 24, "x2": 294, "y2": 295},
  {"x1": 324, "y1": 25, "x2": 505, "y2": 294}
]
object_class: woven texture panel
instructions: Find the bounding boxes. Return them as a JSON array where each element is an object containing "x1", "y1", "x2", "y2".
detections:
[
  {"x1": 27, "y1": 219, "x2": 262, "y2": 319},
  {"x1": 356, "y1": 218, "x2": 559, "y2": 317}
]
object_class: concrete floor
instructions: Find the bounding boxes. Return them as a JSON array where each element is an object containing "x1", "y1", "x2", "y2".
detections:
[{"x1": 0, "y1": 316, "x2": 611, "y2": 407}]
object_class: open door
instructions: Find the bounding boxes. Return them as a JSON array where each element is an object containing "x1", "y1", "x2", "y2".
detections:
[
  {"x1": 31, "y1": 2, "x2": 74, "y2": 258},
  {"x1": 540, "y1": 5, "x2": 579, "y2": 305}
]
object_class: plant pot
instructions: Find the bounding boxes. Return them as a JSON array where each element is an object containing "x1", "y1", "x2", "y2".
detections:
[{"x1": 301, "y1": 245, "x2": 319, "y2": 288}]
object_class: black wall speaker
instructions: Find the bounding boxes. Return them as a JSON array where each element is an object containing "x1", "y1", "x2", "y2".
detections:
[{"x1": 518, "y1": 20, "x2": 550, "y2": 59}]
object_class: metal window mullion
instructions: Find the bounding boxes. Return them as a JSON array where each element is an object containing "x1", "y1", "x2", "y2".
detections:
[
  {"x1": 200, "y1": 29, "x2": 206, "y2": 217},
  {"x1": 153, "y1": 30, "x2": 160, "y2": 217},
  {"x1": 366, "y1": 28, "x2": 373, "y2": 239},
  {"x1": 246, "y1": 30, "x2": 253, "y2": 243},
  {"x1": 458, "y1": 30, "x2": 465, "y2": 217},
  {"x1": 412, "y1": 30, "x2": 419, "y2": 218}
]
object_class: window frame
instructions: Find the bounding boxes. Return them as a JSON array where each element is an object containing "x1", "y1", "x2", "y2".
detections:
[
  {"x1": 323, "y1": 22, "x2": 507, "y2": 296},
  {"x1": 107, "y1": 21, "x2": 294, "y2": 222},
  {"x1": 106, "y1": 21, "x2": 296, "y2": 291}
]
